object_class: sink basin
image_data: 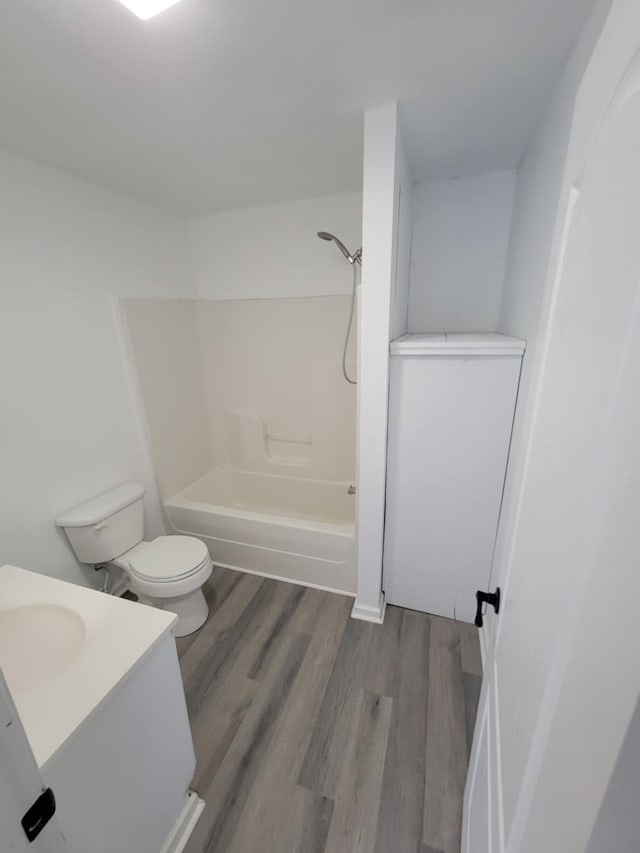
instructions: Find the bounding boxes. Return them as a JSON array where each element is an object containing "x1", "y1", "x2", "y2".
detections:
[
  {"x1": 0, "y1": 564, "x2": 177, "y2": 768},
  {"x1": 0, "y1": 604, "x2": 86, "y2": 696}
]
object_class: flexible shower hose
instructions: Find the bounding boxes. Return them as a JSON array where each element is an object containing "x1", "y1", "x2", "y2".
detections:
[{"x1": 342, "y1": 262, "x2": 358, "y2": 385}]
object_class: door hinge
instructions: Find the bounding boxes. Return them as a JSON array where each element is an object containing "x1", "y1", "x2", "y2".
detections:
[{"x1": 22, "y1": 788, "x2": 56, "y2": 843}]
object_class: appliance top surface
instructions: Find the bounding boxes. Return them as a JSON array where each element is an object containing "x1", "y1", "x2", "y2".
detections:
[{"x1": 390, "y1": 332, "x2": 526, "y2": 357}]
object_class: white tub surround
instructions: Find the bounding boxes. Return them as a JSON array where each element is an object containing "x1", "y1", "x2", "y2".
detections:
[
  {"x1": 165, "y1": 467, "x2": 356, "y2": 595},
  {"x1": 121, "y1": 295, "x2": 357, "y2": 488},
  {"x1": 195, "y1": 297, "x2": 357, "y2": 481},
  {"x1": 0, "y1": 564, "x2": 204, "y2": 853},
  {"x1": 121, "y1": 295, "x2": 358, "y2": 598},
  {"x1": 225, "y1": 406, "x2": 355, "y2": 480}
]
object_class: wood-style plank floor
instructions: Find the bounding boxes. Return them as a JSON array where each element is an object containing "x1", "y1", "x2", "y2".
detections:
[{"x1": 176, "y1": 567, "x2": 482, "y2": 853}]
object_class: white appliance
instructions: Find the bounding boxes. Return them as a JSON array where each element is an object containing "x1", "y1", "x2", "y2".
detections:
[
  {"x1": 383, "y1": 333, "x2": 525, "y2": 623},
  {"x1": 56, "y1": 483, "x2": 213, "y2": 636}
]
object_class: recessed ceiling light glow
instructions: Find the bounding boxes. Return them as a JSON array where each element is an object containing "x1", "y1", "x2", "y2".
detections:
[{"x1": 117, "y1": 0, "x2": 185, "y2": 20}]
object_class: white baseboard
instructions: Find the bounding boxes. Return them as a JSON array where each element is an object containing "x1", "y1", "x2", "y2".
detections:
[
  {"x1": 351, "y1": 591, "x2": 387, "y2": 623},
  {"x1": 159, "y1": 791, "x2": 205, "y2": 853},
  {"x1": 479, "y1": 623, "x2": 487, "y2": 670},
  {"x1": 215, "y1": 561, "x2": 356, "y2": 597}
]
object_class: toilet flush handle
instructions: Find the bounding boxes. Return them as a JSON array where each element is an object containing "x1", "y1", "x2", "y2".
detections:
[{"x1": 94, "y1": 521, "x2": 109, "y2": 531}]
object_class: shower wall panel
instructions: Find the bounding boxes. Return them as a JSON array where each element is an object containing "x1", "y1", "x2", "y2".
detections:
[
  {"x1": 122, "y1": 296, "x2": 357, "y2": 498},
  {"x1": 122, "y1": 299, "x2": 213, "y2": 500},
  {"x1": 197, "y1": 295, "x2": 357, "y2": 480}
]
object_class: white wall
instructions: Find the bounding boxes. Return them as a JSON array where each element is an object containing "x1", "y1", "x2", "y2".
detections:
[
  {"x1": 354, "y1": 102, "x2": 413, "y2": 621},
  {"x1": 408, "y1": 171, "x2": 515, "y2": 333},
  {"x1": 483, "y1": 0, "x2": 640, "y2": 849},
  {"x1": 515, "y1": 3, "x2": 640, "y2": 840},
  {"x1": 491, "y1": 15, "x2": 602, "y2": 631},
  {"x1": 389, "y1": 142, "x2": 414, "y2": 341},
  {"x1": 189, "y1": 192, "x2": 362, "y2": 300},
  {"x1": 0, "y1": 149, "x2": 196, "y2": 586},
  {"x1": 586, "y1": 696, "x2": 640, "y2": 853},
  {"x1": 492, "y1": 0, "x2": 615, "y2": 656},
  {"x1": 498, "y1": 103, "x2": 577, "y2": 341},
  {"x1": 498, "y1": 0, "x2": 616, "y2": 343}
]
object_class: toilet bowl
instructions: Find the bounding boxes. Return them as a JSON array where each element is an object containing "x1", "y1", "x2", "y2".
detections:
[
  {"x1": 111, "y1": 536, "x2": 212, "y2": 636},
  {"x1": 55, "y1": 482, "x2": 213, "y2": 637}
]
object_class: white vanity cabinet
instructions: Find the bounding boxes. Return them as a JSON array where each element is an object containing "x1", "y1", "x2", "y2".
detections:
[
  {"x1": 383, "y1": 333, "x2": 525, "y2": 623},
  {"x1": 0, "y1": 565, "x2": 203, "y2": 853}
]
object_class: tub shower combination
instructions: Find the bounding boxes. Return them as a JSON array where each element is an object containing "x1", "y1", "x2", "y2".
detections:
[
  {"x1": 165, "y1": 466, "x2": 356, "y2": 594},
  {"x1": 126, "y1": 229, "x2": 361, "y2": 596}
]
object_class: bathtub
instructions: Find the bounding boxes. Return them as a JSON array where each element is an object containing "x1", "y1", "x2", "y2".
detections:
[{"x1": 164, "y1": 467, "x2": 356, "y2": 594}]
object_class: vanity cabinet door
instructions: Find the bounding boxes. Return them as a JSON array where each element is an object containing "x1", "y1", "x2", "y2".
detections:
[{"x1": 0, "y1": 671, "x2": 68, "y2": 851}]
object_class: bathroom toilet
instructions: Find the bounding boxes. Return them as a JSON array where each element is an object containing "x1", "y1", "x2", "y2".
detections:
[{"x1": 55, "y1": 482, "x2": 212, "y2": 637}]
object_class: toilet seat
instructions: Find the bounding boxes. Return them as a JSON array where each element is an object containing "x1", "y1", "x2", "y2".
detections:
[
  {"x1": 129, "y1": 535, "x2": 210, "y2": 583},
  {"x1": 111, "y1": 533, "x2": 212, "y2": 609}
]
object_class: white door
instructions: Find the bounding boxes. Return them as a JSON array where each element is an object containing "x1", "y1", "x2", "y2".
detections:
[
  {"x1": 0, "y1": 669, "x2": 68, "y2": 851},
  {"x1": 383, "y1": 336, "x2": 523, "y2": 623},
  {"x1": 463, "y1": 46, "x2": 640, "y2": 853}
]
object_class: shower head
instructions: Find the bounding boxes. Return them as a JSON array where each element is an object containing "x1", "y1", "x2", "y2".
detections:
[{"x1": 317, "y1": 231, "x2": 362, "y2": 265}]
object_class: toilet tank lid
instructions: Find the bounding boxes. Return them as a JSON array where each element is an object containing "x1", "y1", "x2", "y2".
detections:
[{"x1": 55, "y1": 482, "x2": 145, "y2": 528}]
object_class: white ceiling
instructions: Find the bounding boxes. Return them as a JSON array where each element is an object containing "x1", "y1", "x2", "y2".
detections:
[{"x1": 0, "y1": 0, "x2": 596, "y2": 215}]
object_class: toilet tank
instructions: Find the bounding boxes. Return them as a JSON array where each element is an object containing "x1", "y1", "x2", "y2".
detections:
[{"x1": 55, "y1": 482, "x2": 146, "y2": 565}]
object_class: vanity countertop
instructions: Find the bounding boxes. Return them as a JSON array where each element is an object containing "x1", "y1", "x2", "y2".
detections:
[{"x1": 0, "y1": 564, "x2": 176, "y2": 768}]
